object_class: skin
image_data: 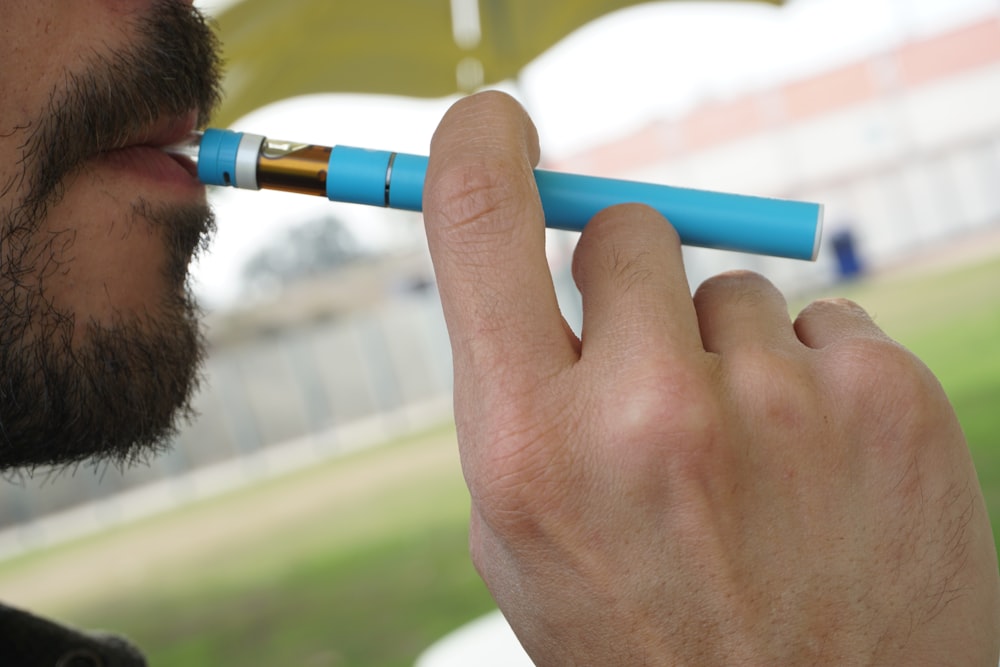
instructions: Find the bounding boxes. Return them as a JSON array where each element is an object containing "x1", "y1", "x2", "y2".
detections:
[
  {"x1": 422, "y1": 91, "x2": 1000, "y2": 665},
  {"x1": 2, "y1": 0, "x2": 201, "y2": 329},
  {"x1": 0, "y1": 0, "x2": 219, "y2": 469},
  {"x1": 2, "y1": 1, "x2": 997, "y2": 661}
]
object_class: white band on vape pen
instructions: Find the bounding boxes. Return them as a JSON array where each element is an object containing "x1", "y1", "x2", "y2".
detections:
[
  {"x1": 236, "y1": 133, "x2": 265, "y2": 190},
  {"x1": 812, "y1": 204, "x2": 825, "y2": 261}
]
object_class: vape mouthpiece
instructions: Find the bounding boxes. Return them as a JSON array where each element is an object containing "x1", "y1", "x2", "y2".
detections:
[{"x1": 163, "y1": 131, "x2": 203, "y2": 163}]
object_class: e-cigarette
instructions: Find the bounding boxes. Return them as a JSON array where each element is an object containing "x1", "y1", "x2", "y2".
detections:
[{"x1": 166, "y1": 129, "x2": 823, "y2": 260}]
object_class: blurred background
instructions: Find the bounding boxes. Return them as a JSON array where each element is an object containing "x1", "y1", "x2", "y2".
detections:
[{"x1": 1, "y1": 0, "x2": 998, "y2": 664}]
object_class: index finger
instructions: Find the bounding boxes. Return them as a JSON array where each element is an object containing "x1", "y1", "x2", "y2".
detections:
[{"x1": 423, "y1": 92, "x2": 577, "y2": 376}]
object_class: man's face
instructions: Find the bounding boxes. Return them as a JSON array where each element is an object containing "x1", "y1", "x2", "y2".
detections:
[{"x1": 0, "y1": 0, "x2": 222, "y2": 470}]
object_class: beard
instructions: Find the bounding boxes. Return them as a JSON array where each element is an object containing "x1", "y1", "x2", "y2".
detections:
[{"x1": 0, "y1": 2, "x2": 223, "y2": 472}]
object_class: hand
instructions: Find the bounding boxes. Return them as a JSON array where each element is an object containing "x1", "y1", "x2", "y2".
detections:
[{"x1": 422, "y1": 91, "x2": 1000, "y2": 665}]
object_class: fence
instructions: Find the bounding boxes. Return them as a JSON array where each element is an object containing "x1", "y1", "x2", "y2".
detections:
[{"x1": 0, "y1": 290, "x2": 463, "y2": 557}]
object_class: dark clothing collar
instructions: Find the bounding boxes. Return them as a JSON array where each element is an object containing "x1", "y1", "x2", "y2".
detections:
[{"x1": 0, "y1": 604, "x2": 145, "y2": 667}]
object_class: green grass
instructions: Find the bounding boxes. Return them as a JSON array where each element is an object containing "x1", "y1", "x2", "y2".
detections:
[
  {"x1": 2, "y1": 428, "x2": 499, "y2": 667},
  {"x1": 112, "y1": 433, "x2": 495, "y2": 667},
  {"x1": 97, "y1": 521, "x2": 490, "y2": 666},
  {"x1": 2, "y1": 256, "x2": 998, "y2": 666}
]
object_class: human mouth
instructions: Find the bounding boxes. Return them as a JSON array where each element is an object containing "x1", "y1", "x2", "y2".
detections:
[{"x1": 92, "y1": 111, "x2": 203, "y2": 189}]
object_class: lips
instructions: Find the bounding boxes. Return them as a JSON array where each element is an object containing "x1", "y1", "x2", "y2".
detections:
[
  {"x1": 135, "y1": 110, "x2": 201, "y2": 150},
  {"x1": 93, "y1": 110, "x2": 203, "y2": 188}
]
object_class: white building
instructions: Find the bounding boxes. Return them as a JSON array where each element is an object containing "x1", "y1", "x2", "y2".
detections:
[{"x1": 549, "y1": 16, "x2": 1000, "y2": 292}]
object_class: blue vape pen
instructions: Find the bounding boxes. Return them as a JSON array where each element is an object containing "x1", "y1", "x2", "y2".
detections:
[{"x1": 166, "y1": 129, "x2": 823, "y2": 260}]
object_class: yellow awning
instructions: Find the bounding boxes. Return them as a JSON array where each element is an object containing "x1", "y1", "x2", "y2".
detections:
[{"x1": 212, "y1": 0, "x2": 785, "y2": 126}]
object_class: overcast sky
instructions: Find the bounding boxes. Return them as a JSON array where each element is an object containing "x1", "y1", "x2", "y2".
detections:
[{"x1": 191, "y1": 0, "x2": 999, "y2": 307}]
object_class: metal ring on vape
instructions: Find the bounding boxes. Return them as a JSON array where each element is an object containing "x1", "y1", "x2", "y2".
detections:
[{"x1": 384, "y1": 152, "x2": 397, "y2": 207}]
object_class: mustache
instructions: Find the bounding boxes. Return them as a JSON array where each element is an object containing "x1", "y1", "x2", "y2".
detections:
[{"x1": 14, "y1": 1, "x2": 222, "y2": 232}]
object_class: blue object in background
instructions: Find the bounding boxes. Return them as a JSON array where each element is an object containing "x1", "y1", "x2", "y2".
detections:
[{"x1": 830, "y1": 228, "x2": 864, "y2": 279}]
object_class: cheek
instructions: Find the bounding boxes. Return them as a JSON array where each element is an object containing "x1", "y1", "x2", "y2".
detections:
[
  {"x1": 0, "y1": 3, "x2": 135, "y2": 103},
  {"x1": 0, "y1": 2, "x2": 139, "y2": 207}
]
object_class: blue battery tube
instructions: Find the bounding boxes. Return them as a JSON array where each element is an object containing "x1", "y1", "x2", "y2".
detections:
[{"x1": 192, "y1": 128, "x2": 823, "y2": 261}]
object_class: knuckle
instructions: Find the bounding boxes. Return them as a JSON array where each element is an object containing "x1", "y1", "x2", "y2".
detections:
[
  {"x1": 427, "y1": 158, "x2": 522, "y2": 238},
  {"x1": 578, "y1": 242, "x2": 654, "y2": 297},
  {"x1": 604, "y1": 361, "x2": 723, "y2": 473},
  {"x1": 802, "y1": 296, "x2": 868, "y2": 317},
  {"x1": 694, "y1": 270, "x2": 776, "y2": 308},
  {"x1": 797, "y1": 296, "x2": 875, "y2": 328},
  {"x1": 697, "y1": 269, "x2": 769, "y2": 293},
  {"x1": 572, "y1": 204, "x2": 674, "y2": 292},
  {"x1": 820, "y1": 337, "x2": 949, "y2": 445},
  {"x1": 587, "y1": 202, "x2": 668, "y2": 235},
  {"x1": 824, "y1": 336, "x2": 924, "y2": 393},
  {"x1": 447, "y1": 89, "x2": 521, "y2": 120},
  {"x1": 725, "y1": 347, "x2": 811, "y2": 426}
]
